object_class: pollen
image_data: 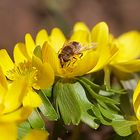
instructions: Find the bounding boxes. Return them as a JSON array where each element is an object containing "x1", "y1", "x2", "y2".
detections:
[{"x1": 6, "y1": 62, "x2": 38, "y2": 86}]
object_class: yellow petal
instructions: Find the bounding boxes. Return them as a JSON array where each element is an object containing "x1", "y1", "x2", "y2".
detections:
[
  {"x1": 117, "y1": 31, "x2": 140, "y2": 61},
  {"x1": 111, "y1": 59, "x2": 140, "y2": 73},
  {"x1": 0, "y1": 49, "x2": 14, "y2": 75},
  {"x1": 0, "y1": 107, "x2": 32, "y2": 122},
  {"x1": 22, "y1": 129, "x2": 49, "y2": 140},
  {"x1": 23, "y1": 90, "x2": 42, "y2": 107},
  {"x1": 133, "y1": 81, "x2": 140, "y2": 104},
  {"x1": 3, "y1": 78, "x2": 28, "y2": 114},
  {"x1": 132, "y1": 81, "x2": 140, "y2": 121},
  {"x1": 133, "y1": 81, "x2": 140, "y2": 114},
  {"x1": 89, "y1": 45, "x2": 111, "y2": 73},
  {"x1": 0, "y1": 122, "x2": 17, "y2": 140},
  {"x1": 36, "y1": 29, "x2": 49, "y2": 47},
  {"x1": 118, "y1": 31, "x2": 140, "y2": 60},
  {"x1": 49, "y1": 28, "x2": 66, "y2": 53},
  {"x1": 32, "y1": 55, "x2": 54, "y2": 89},
  {"x1": 0, "y1": 67, "x2": 7, "y2": 103},
  {"x1": 137, "y1": 122, "x2": 140, "y2": 134},
  {"x1": 0, "y1": 66, "x2": 8, "y2": 91},
  {"x1": 91, "y1": 22, "x2": 109, "y2": 45},
  {"x1": 25, "y1": 33, "x2": 36, "y2": 57},
  {"x1": 14, "y1": 43, "x2": 31, "y2": 64},
  {"x1": 0, "y1": 104, "x2": 5, "y2": 115},
  {"x1": 73, "y1": 22, "x2": 90, "y2": 32},
  {"x1": 42, "y1": 42, "x2": 62, "y2": 76},
  {"x1": 136, "y1": 105, "x2": 140, "y2": 120},
  {"x1": 70, "y1": 30, "x2": 90, "y2": 44}
]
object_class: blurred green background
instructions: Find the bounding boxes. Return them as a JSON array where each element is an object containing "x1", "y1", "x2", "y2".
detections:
[{"x1": 1, "y1": 0, "x2": 140, "y2": 54}]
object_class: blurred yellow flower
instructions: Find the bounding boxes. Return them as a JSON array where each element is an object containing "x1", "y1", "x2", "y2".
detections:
[
  {"x1": 0, "y1": 123, "x2": 18, "y2": 140},
  {"x1": 0, "y1": 67, "x2": 34, "y2": 140},
  {"x1": 133, "y1": 81, "x2": 140, "y2": 134},
  {"x1": 22, "y1": 129, "x2": 49, "y2": 140},
  {"x1": 110, "y1": 31, "x2": 140, "y2": 73},
  {"x1": 24, "y1": 22, "x2": 117, "y2": 78}
]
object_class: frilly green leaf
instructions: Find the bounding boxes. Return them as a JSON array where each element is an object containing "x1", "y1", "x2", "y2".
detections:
[
  {"x1": 39, "y1": 90, "x2": 58, "y2": 121},
  {"x1": 53, "y1": 80, "x2": 99, "y2": 129},
  {"x1": 112, "y1": 119, "x2": 137, "y2": 136},
  {"x1": 28, "y1": 109, "x2": 45, "y2": 129}
]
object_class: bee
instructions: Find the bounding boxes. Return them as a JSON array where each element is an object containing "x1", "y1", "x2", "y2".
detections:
[{"x1": 58, "y1": 41, "x2": 96, "y2": 67}]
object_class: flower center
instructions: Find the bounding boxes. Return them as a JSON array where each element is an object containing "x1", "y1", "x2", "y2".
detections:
[{"x1": 7, "y1": 62, "x2": 38, "y2": 86}]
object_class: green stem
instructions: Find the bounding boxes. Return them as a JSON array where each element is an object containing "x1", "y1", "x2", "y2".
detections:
[
  {"x1": 104, "y1": 66, "x2": 111, "y2": 91},
  {"x1": 79, "y1": 77, "x2": 100, "y2": 89},
  {"x1": 77, "y1": 79, "x2": 99, "y2": 99}
]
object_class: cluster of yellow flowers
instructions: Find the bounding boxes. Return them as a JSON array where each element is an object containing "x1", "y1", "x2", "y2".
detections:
[{"x1": 0, "y1": 21, "x2": 140, "y2": 139}]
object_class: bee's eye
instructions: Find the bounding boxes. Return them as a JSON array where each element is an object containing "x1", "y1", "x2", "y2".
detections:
[{"x1": 58, "y1": 54, "x2": 62, "y2": 58}]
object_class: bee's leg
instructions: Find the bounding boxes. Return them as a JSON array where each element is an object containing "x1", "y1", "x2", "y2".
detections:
[
  {"x1": 71, "y1": 57, "x2": 78, "y2": 65},
  {"x1": 65, "y1": 58, "x2": 72, "y2": 67},
  {"x1": 66, "y1": 61, "x2": 71, "y2": 67},
  {"x1": 66, "y1": 57, "x2": 78, "y2": 67},
  {"x1": 59, "y1": 57, "x2": 64, "y2": 68},
  {"x1": 78, "y1": 53, "x2": 83, "y2": 58}
]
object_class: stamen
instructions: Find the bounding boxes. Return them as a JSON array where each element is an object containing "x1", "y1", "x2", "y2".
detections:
[{"x1": 6, "y1": 62, "x2": 38, "y2": 86}]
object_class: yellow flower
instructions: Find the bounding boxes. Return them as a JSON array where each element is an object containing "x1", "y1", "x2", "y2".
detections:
[
  {"x1": 25, "y1": 22, "x2": 116, "y2": 78},
  {"x1": 22, "y1": 129, "x2": 49, "y2": 140},
  {"x1": 0, "y1": 123, "x2": 18, "y2": 140},
  {"x1": 133, "y1": 81, "x2": 140, "y2": 134},
  {"x1": 0, "y1": 67, "x2": 34, "y2": 140},
  {"x1": 109, "y1": 31, "x2": 140, "y2": 73},
  {"x1": 0, "y1": 46, "x2": 54, "y2": 106},
  {"x1": 133, "y1": 81, "x2": 140, "y2": 120}
]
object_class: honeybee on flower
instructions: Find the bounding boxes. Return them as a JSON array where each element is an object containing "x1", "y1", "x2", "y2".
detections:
[
  {"x1": 58, "y1": 41, "x2": 97, "y2": 67},
  {"x1": 19, "y1": 22, "x2": 117, "y2": 78}
]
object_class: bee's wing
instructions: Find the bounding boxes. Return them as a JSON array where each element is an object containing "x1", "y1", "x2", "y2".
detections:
[{"x1": 79, "y1": 42, "x2": 97, "y2": 52}]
